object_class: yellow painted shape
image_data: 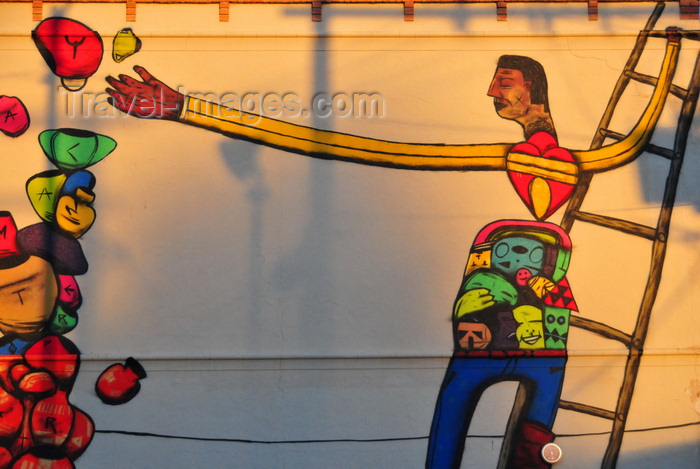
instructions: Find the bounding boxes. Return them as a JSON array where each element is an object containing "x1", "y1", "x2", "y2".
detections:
[
  {"x1": 528, "y1": 276, "x2": 555, "y2": 298},
  {"x1": 182, "y1": 96, "x2": 511, "y2": 170},
  {"x1": 575, "y1": 39, "x2": 680, "y2": 172},
  {"x1": 55, "y1": 188, "x2": 96, "y2": 239},
  {"x1": 0, "y1": 256, "x2": 58, "y2": 338},
  {"x1": 464, "y1": 250, "x2": 491, "y2": 277},
  {"x1": 178, "y1": 37, "x2": 680, "y2": 177},
  {"x1": 529, "y1": 177, "x2": 551, "y2": 220},
  {"x1": 513, "y1": 305, "x2": 545, "y2": 349},
  {"x1": 506, "y1": 152, "x2": 579, "y2": 185},
  {"x1": 26, "y1": 173, "x2": 66, "y2": 223},
  {"x1": 113, "y1": 28, "x2": 142, "y2": 63}
]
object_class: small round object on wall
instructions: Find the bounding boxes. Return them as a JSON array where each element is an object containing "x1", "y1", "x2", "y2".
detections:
[
  {"x1": 95, "y1": 357, "x2": 147, "y2": 405},
  {"x1": 541, "y1": 442, "x2": 562, "y2": 464}
]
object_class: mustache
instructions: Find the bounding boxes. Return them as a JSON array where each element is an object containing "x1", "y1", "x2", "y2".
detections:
[{"x1": 493, "y1": 100, "x2": 507, "y2": 111}]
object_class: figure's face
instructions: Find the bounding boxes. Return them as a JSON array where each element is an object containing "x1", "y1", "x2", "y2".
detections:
[
  {"x1": 55, "y1": 187, "x2": 96, "y2": 239},
  {"x1": 544, "y1": 307, "x2": 570, "y2": 350},
  {"x1": 0, "y1": 256, "x2": 58, "y2": 337},
  {"x1": 457, "y1": 322, "x2": 491, "y2": 350},
  {"x1": 513, "y1": 305, "x2": 545, "y2": 349},
  {"x1": 491, "y1": 236, "x2": 545, "y2": 278},
  {"x1": 487, "y1": 68, "x2": 532, "y2": 121}
]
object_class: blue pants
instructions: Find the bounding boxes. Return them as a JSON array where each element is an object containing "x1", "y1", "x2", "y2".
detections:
[{"x1": 426, "y1": 355, "x2": 566, "y2": 469}]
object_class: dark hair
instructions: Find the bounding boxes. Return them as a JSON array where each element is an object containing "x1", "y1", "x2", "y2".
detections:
[{"x1": 497, "y1": 55, "x2": 550, "y2": 113}]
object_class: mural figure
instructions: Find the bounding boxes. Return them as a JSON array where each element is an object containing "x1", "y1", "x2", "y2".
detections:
[
  {"x1": 427, "y1": 219, "x2": 575, "y2": 468},
  {"x1": 104, "y1": 27, "x2": 679, "y2": 216},
  {"x1": 104, "y1": 26, "x2": 683, "y2": 468},
  {"x1": 426, "y1": 55, "x2": 579, "y2": 469},
  {"x1": 0, "y1": 119, "x2": 119, "y2": 464},
  {"x1": 0, "y1": 3, "x2": 691, "y2": 466},
  {"x1": 0, "y1": 14, "x2": 149, "y2": 468}
]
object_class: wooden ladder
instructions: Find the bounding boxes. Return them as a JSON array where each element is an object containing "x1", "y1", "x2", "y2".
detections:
[
  {"x1": 497, "y1": 3, "x2": 699, "y2": 468},
  {"x1": 556, "y1": 2, "x2": 700, "y2": 468}
]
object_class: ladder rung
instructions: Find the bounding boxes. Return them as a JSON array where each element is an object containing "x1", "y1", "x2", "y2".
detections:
[
  {"x1": 569, "y1": 315, "x2": 633, "y2": 346},
  {"x1": 568, "y1": 211, "x2": 658, "y2": 240},
  {"x1": 642, "y1": 142, "x2": 676, "y2": 159},
  {"x1": 598, "y1": 128, "x2": 626, "y2": 141},
  {"x1": 624, "y1": 70, "x2": 689, "y2": 100},
  {"x1": 559, "y1": 399, "x2": 616, "y2": 420},
  {"x1": 598, "y1": 128, "x2": 676, "y2": 159}
]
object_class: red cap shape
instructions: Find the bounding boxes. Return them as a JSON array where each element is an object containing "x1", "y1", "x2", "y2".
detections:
[
  {"x1": 0, "y1": 211, "x2": 21, "y2": 259},
  {"x1": 0, "y1": 96, "x2": 30, "y2": 137},
  {"x1": 32, "y1": 17, "x2": 103, "y2": 90}
]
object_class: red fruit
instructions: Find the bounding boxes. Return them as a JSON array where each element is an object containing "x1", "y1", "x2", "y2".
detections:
[
  {"x1": 95, "y1": 357, "x2": 146, "y2": 405},
  {"x1": 10, "y1": 399, "x2": 34, "y2": 457},
  {"x1": 56, "y1": 276, "x2": 81, "y2": 310},
  {"x1": 18, "y1": 372, "x2": 57, "y2": 396},
  {"x1": 0, "y1": 387, "x2": 22, "y2": 438},
  {"x1": 23, "y1": 337, "x2": 78, "y2": 384},
  {"x1": 0, "y1": 212, "x2": 22, "y2": 261},
  {"x1": 63, "y1": 407, "x2": 93, "y2": 460},
  {"x1": 0, "y1": 358, "x2": 24, "y2": 393},
  {"x1": 0, "y1": 97, "x2": 29, "y2": 138},
  {"x1": 32, "y1": 17, "x2": 103, "y2": 91},
  {"x1": 8, "y1": 365, "x2": 30, "y2": 390},
  {"x1": 30, "y1": 390, "x2": 73, "y2": 446},
  {"x1": 0, "y1": 447, "x2": 11, "y2": 469},
  {"x1": 10, "y1": 447, "x2": 74, "y2": 469}
]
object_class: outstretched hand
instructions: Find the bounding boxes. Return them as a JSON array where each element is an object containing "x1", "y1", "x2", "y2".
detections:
[{"x1": 106, "y1": 66, "x2": 184, "y2": 120}]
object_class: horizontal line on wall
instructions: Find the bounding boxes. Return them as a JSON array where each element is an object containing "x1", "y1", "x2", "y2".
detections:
[
  {"x1": 77, "y1": 348, "x2": 700, "y2": 362},
  {"x1": 0, "y1": 31, "x2": 655, "y2": 39},
  {"x1": 94, "y1": 420, "x2": 700, "y2": 444},
  {"x1": 0, "y1": 0, "x2": 677, "y2": 4},
  {"x1": 71, "y1": 352, "x2": 698, "y2": 373}
]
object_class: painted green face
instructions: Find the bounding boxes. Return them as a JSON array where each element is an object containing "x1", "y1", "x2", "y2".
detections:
[
  {"x1": 491, "y1": 236, "x2": 545, "y2": 278},
  {"x1": 544, "y1": 307, "x2": 570, "y2": 349}
]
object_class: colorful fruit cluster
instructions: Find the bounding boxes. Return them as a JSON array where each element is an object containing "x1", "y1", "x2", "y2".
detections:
[
  {"x1": 0, "y1": 125, "x2": 115, "y2": 466},
  {"x1": 0, "y1": 16, "x2": 147, "y2": 467},
  {"x1": 0, "y1": 336, "x2": 93, "y2": 468}
]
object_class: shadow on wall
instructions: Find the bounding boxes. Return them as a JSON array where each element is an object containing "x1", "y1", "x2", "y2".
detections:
[
  {"x1": 219, "y1": 139, "x2": 268, "y2": 354},
  {"x1": 218, "y1": 17, "x2": 338, "y2": 355},
  {"x1": 638, "y1": 123, "x2": 700, "y2": 211},
  {"x1": 283, "y1": 3, "x2": 656, "y2": 33},
  {"x1": 615, "y1": 440, "x2": 699, "y2": 468}
]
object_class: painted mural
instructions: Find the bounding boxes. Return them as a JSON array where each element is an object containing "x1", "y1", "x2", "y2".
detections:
[
  {"x1": 426, "y1": 219, "x2": 575, "y2": 468},
  {"x1": 103, "y1": 13, "x2": 694, "y2": 469},
  {"x1": 0, "y1": 16, "x2": 150, "y2": 467},
  {"x1": 0, "y1": 2, "x2": 697, "y2": 468},
  {"x1": 32, "y1": 17, "x2": 104, "y2": 92}
]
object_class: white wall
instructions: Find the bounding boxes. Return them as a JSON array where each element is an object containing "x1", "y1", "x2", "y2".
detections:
[{"x1": 0, "y1": 2, "x2": 698, "y2": 467}]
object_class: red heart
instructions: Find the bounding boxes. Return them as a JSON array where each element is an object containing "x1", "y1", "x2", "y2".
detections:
[{"x1": 506, "y1": 132, "x2": 578, "y2": 220}]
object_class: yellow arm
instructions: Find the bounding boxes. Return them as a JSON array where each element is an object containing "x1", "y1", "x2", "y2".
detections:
[
  {"x1": 180, "y1": 97, "x2": 510, "y2": 171},
  {"x1": 574, "y1": 33, "x2": 681, "y2": 173},
  {"x1": 180, "y1": 31, "x2": 680, "y2": 175}
]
